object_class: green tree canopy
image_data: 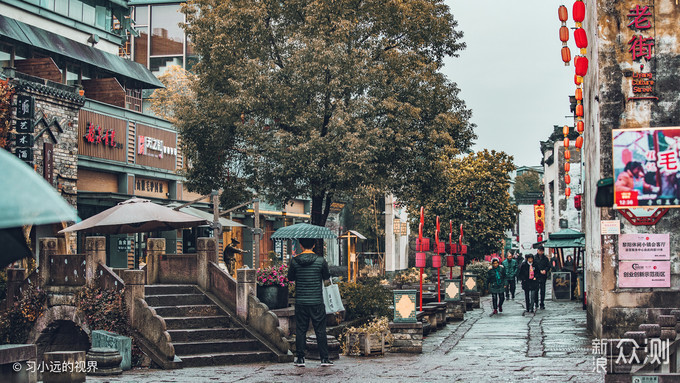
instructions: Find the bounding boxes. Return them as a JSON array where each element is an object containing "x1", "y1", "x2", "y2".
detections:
[
  {"x1": 178, "y1": 0, "x2": 476, "y2": 225},
  {"x1": 513, "y1": 170, "x2": 542, "y2": 201},
  {"x1": 406, "y1": 150, "x2": 518, "y2": 257}
]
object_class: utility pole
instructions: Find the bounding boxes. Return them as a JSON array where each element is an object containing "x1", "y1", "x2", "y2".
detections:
[
  {"x1": 212, "y1": 190, "x2": 222, "y2": 239},
  {"x1": 253, "y1": 198, "x2": 260, "y2": 268}
]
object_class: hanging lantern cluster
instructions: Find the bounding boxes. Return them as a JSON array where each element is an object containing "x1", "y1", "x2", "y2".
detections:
[
  {"x1": 563, "y1": 0, "x2": 588, "y2": 199},
  {"x1": 558, "y1": 5, "x2": 571, "y2": 66}
]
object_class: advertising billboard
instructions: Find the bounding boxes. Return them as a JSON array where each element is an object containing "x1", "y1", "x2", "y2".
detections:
[{"x1": 612, "y1": 127, "x2": 680, "y2": 208}]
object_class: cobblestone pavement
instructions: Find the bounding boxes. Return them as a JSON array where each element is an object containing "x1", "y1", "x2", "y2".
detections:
[{"x1": 91, "y1": 288, "x2": 604, "y2": 383}]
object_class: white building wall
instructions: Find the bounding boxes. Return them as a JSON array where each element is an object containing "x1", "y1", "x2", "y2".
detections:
[{"x1": 518, "y1": 204, "x2": 537, "y2": 253}]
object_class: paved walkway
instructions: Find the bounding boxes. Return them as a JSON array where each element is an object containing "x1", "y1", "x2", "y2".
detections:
[{"x1": 91, "y1": 288, "x2": 603, "y2": 382}]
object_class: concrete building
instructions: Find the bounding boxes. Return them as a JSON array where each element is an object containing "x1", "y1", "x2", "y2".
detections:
[
  {"x1": 541, "y1": 125, "x2": 583, "y2": 235},
  {"x1": 583, "y1": 0, "x2": 680, "y2": 338},
  {"x1": 510, "y1": 166, "x2": 544, "y2": 253},
  {"x1": 384, "y1": 194, "x2": 409, "y2": 276}
]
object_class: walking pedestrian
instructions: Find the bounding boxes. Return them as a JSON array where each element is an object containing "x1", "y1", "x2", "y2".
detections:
[
  {"x1": 502, "y1": 252, "x2": 518, "y2": 300},
  {"x1": 535, "y1": 245, "x2": 550, "y2": 310},
  {"x1": 287, "y1": 237, "x2": 333, "y2": 367},
  {"x1": 486, "y1": 258, "x2": 507, "y2": 315},
  {"x1": 518, "y1": 254, "x2": 539, "y2": 313}
]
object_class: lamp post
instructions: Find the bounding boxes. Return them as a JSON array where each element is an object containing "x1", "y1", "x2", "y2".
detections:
[
  {"x1": 415, "y1": 207, "x2": 427, "y2": 311},
  {"x1": 447, "y1": 220, "x2": 455, "y2": 279},
  {"x1": 459, "y1": 224, "x2": 465, "y2": 289},
  {"x1": 433, "y1": 216, "x2": 442, "y2": 303}
]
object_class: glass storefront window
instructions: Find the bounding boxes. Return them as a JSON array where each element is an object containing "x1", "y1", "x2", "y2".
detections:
[
  {"x1": 150, "y1": 4, "x2": 184, "y2": 56},
  {"x1": 54, "y1": 0, "x2": 68, "y2": 16},
  {"x1": 133, "y1": 27, "x2": 148, "y2": 68},
  {"x1": 150, "y1": 56, "x2": 182, "y2": 76},
  {"x1": 82, "y1": 3, "x2": 95, "y2": 25},
  {"x1": 135, "y1": 5, "x2": 148, "y2": 26},
  {"x1": 68, "y1": 0, "x2": 82, "y2": 21}
]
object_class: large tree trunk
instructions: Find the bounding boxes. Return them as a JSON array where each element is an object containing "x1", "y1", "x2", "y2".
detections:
[{"x1": 310, "y1": 189, "x2": 333, "y2": 256}]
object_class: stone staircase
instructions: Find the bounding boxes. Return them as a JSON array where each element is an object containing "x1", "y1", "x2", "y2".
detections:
[{"x1": 144, "y1": 284, "x2": 274, "y2": 367}]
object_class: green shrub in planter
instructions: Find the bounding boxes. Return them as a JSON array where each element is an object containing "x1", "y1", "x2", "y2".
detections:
[
  {"x1": 338, "y1": 279, "x2": 392, "y2": 321},
  {"x1": 464, "y1": 261, "x2": 492, "y2": 295}
]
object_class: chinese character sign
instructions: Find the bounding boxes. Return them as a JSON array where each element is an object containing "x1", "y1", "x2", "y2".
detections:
[
  {"x1": 613, "y1": 127, "x2": 680, "y2": 208},
  {"x1": 619, "y1": 260, "x2": 670, "y2": 288},
  {"x1": 619, "y1": 234, "x2": 670, "y2": 260},
  {"x1": 625, "y1": 3, "x2": 657, "y2": 100}
]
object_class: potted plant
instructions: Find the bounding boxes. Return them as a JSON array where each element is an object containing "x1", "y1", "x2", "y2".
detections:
[
  {"x1": 342, "y1": 317, "x2": 393, "y2": 356},
  {"x1": 256, "y1": 264, "x2": 290, "y2": 310}
]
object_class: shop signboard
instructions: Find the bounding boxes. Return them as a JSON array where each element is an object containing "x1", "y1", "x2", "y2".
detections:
[
  {"x1": 552, "y1": 272, "x2": 571, "y2": 301},
  {"x1": 618, "y1": 260, "x2": 670, "y2": 288},
  {"x1": 618, "y1": 233, "x2": 669, "y2": 260},
  {"x1": 613, "y1": 127, "x2": 680, "y2": 208}
]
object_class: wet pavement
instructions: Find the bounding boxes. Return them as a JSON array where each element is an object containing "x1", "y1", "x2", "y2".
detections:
[{"x1": 90, "y1": 287, "x2": 604, "y2": 382}]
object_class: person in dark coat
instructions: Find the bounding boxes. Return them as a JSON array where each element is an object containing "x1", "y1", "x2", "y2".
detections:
[
  {"x1": 534, "y1": 245, "x2": 551, "y2": 310},
  {"x1": 486, "y1": 258, "x2": 507, "y2": 315},
  {"x1": 502, "y1": 253, "x2": 518, "y2": 300},
  {"x1": 287, "y1": 237, "x2": 332, "y2": 367},
  {"x1": 518, "y1": 253, "x2": 539, "y2": 313},
  {"x1": 222, "y1": 238, "x2": 245, "y2": 274}
]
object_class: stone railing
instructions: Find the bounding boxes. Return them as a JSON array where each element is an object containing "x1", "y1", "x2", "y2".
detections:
[
  {"x1": 208, "y1": 262, "x2": 236, "y2": 311},
  {"x1": 96, "y1": 263, "x2": 124, "y2": 292},
  {"x1": 157, "y1": 254, "x2": 198, "y2": 284},
  {"x1": 48, "y1": 254, "x2": 86, "y2": 286}
]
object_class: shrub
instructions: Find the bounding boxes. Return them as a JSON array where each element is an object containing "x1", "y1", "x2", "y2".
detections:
[
  {"x1": 338, "y1": 279, "x2": 392, "y2": 321},
  {"x1": 465, "y1": 260, "x2": 492, "y2": 294},
  {"x1": 76, "y1": 284, "x2": 143, "y2": 366},
  {"x1": 0, "y1": 280, "x2": 46, "y2": 344},
  {"x1": 393, "y1": 267, "x2": 428, "y2": 286}
]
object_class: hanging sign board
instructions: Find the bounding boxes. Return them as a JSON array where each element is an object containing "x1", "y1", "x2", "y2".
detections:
[
  {"x1": 552, "y1": 272, "x2": 571, "y2": 301},
  {"x1": 601, "y1": 220, "x2": 621, "y2": 235},
  {"x1": 618, "y1": 233, "x2": 670, "y2": 260},
  {"x1": 612, "y1": 127, "x2": 680, "y2": 208},
  {"x1": 618, "y1": 260, "x2": 670, "y2": 288}
]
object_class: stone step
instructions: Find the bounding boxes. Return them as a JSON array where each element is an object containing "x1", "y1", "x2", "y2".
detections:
[
  {"x1": 145, "y1": 294, "x2": 211, "y2": 306},
  {"x1": 152, "y1": 305, "x2": 222, "y2": 318},
  {"x1": 167, "y1": 328, "x2": 248, "y2": 342},
  {"x1": 164, "y1": 316, "x2": 232, "y2": 330},
  {"x1": 178, "y1": 351, "x2": 273, "y2": 367},
  {"x1": 145, "y1": 284, "x2": 199, "y2": 296},
  {"x1": 173, "y1": 339, "x2": 264, "y2": 355}
]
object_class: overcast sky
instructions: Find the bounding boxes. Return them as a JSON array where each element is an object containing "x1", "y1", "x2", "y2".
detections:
[{"x1": 442, "y1": 1, "x2": 577, "y2": 167}]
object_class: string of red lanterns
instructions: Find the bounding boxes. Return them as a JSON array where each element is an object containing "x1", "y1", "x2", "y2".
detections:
[{"x1": 558, "y1": 1, "x2": 588, "y2": 200}]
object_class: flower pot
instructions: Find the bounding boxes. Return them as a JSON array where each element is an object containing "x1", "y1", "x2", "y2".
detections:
[
  {"x1": 256, "y1": 285, "x2": 289, "y2": 310},
  {"x1": 345, "y1": 331, "x2": 387, "y2": 356}
]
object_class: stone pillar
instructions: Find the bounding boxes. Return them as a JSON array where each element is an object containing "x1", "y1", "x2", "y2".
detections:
[
  {"x1": 145, "y1": 238, "x2": 165, "y2": 285},
  {"x1": 197, "y1": 237, "x2": 216, "y2": 290},
  {"x1": 236, "y1": 268, "x2": 256, "y2": 322},
  {"x1": 389, "y1": 322, "x2": 423, "y2": 353},
  {"x1": 85, "y1": 237, "x2": 106, "y2": 286},
  {"x1": 121, "y1": 270, "x2": 145, "y2": 328},
  {"x1": 39, "y1": 237, "x2": 58, "y2": 285},
  {"x1": 5, "y1": 268, "x2": 25, "y2": 310}
]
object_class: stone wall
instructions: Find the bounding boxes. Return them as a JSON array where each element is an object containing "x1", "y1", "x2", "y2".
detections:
[
  {"x1": 585, "y1": 0, "x2": 680, "y2": 338},
  {"x1": 9, "y1": 74, "x2": 83, "y2": 208}
]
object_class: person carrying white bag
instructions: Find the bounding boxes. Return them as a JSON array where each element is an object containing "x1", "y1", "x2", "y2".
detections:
[{"x1": 287, "y1": 237, "x2": 332, "y2": 367}]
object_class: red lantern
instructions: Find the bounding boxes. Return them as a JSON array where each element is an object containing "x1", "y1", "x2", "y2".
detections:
[
  {"x1": 446, "y1": 255, "x2": 455, "y2": 267},
  {"x1": 576, "y1": 104, "x2": 584, "y2": 117},
  {"x1": 564, "y1": 137, "x2": 570, "y2": 148},
  {"x1": 576, "y1": 135, "x2": 584, "y2": 149},
  {"x1": 560, "y1": 26, "x2": 570, "y2": 43},
  {"x1": 416, "y1": 252, "x2": 426, "y2": 268},
  {"x1": 457, "y1": 255, "x2": 465, "y2": 267},
  {"x1": 573, "y1": 1, "x2": 585, "y2": 23},
  {"x1": 576, "y1": 120, "x2": 585, "y2": 133},
  {"x1": 416, "y1": 238, "x2": 430, "y2": 252},
  {"x1": 574, "y1": 194, "x2": 582, "y2": 210},
  {"x1": 432, "y1": 255, "x2": 441, "y2": 268},
  {"x1": 565, "y1": 187, "x2": 572, "y2": 197},
  {"x1": 575, "y1": 88, "x2": 583, "y2": 101},
  {"x1": 565, "y1": 174, "x2": 571, "y2": 184},
  {"x1": 574, "y1": 74, "x2": 583, "y2": 85},
  {"x1": 437, "y1": 242, "x2": 446, "y2": 254},
  {"x1": 561, "y1": 46, "x2": 572, "y2": 65},
  {"x1": 460, "y1": 245, "x2": 468, "y2": 255},
  {"x1": 558, "y1": 5, "x2": 569, "y2": 22},
  {"x1": 565, "y1": 150, "x2": 571, "y2": 160},
  {"x1": 574, "y1": 28, "x2": 588, "y2": 48},
  {"x1": 575, "y1": 56, "x2": 589, "y2": 76},
  {"x1": 565, "y1": 162, "x2": 571, "y2": 172},
  {"x1": 563, "y1": 125, "x2": 569, "y2": 137}
]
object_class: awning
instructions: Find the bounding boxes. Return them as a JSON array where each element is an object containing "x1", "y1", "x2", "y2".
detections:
[
  {"x1": 344, "y1": 230, "x2": 366, "y2": 240},
  {"x1": 271, "y1": 223, "x2": 337, "y2": 239},
  {"x1": 0, "y1": 15, "x2": 163, "y2": 89},
  {"x1": 534, "y1": 228, "x2": 585, "y2": 249},
  {"x1": 167, "y1": 203, "x2": 245, "y2": 227}
]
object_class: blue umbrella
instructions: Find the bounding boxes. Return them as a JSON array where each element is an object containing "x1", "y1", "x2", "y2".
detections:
[
  {"x1": 270, "y1": 223, "x2": 337, "y2": 239},
  {"x1": 0, "y1": 148, "x2": 79, "y2": 267}
]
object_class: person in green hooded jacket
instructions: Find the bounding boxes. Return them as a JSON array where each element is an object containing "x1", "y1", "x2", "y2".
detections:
[
  {"x1": 287, "y1": 237, "x2": 332, "y2": 367},
  {"x1": 486, "y1": 258, "x2": 507, "y2": 315},
  {"x1": 502, "y1": 252, "x2": 518, "y2": 300}
]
